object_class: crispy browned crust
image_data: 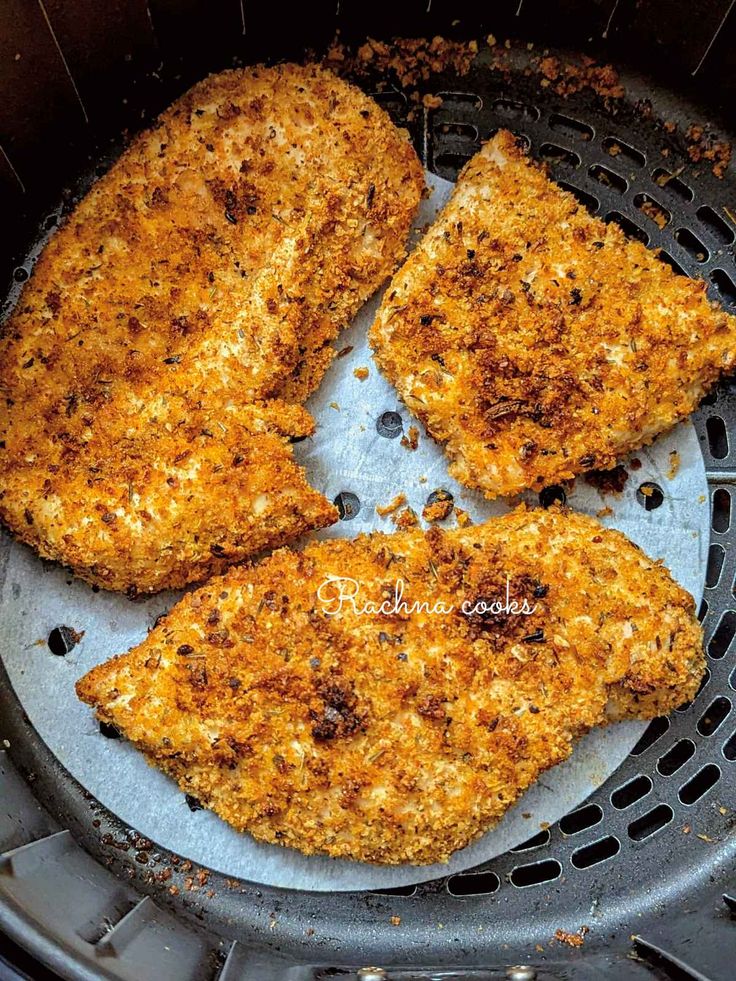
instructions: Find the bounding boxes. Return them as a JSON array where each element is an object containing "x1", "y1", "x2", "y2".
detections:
[
  {"x1": 76, "y1": 506, "x2": 704, "y2": 864},
  {"x1": 0, "y1": 63, "x2": 424, "y2": 593},
  {"x1": 370, "y1": 129, "x2": 736, "y2": 498}
]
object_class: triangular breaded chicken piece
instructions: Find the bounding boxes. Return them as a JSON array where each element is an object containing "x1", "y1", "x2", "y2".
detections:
[
  {"x1": 77, "y1": 506, "x2": 704, "y2": 864},
  {"x1": 0, "y1": 64, "x2": 424, "y2": 592},
  {"x1": 371, "y1": 129, "x2": 736, "y2": 497}
]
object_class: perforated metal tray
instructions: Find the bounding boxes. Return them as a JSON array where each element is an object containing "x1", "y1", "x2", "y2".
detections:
[{"x1": 2, "y1": 40, "x2": 736, "y2": 981}]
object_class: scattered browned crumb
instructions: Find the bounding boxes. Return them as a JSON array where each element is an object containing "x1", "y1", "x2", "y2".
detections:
[
  {"x1": 376, "y1": 493, "x2": 407, "y2": 517},
  {"x1": 392, "y1": 506, "x2": 419, "y2": 529},
  {"x1": 168, "y1": 885, "x2": 180, "y2": 896},
  {"x1": 697, "y1": 833, "x2": 714, "y2": 842},
  {"x1": 324, "y1": 36, "x2": 479, "y2": 90},
  {"x1": 664, "y1": 120, "x2": 677, "y2": 134},
  {"x1": 422, "y1": 93, "x2": 443, "y2": 110},
  {"x1": 337, "y1": 345, "x2": 354, "y2": 358},
  {"x1": 353, "y1": 366, "x2": 370, "y2": 381},
  {"x1": 329, "y1": 401, "x2": 340, "y2": 410},
  {"x1": 596, "y1": 506, "x2": 614, "y2": 519},
  {"x1": 422, "y1": 490, "x2": 454, "y2": 522},
  {"x1": 537, "y1": 54, "x2": 624, "y2": 100},
  {"x1": 390, "y1": 915, "x2": 402, "y2": 926},
  {"x1": 639, "y1": 198, "x2": 669, "y2": 229},
  {"x1": 630, "y1": 458, "x2": 642, "y2": 471},
  {"x1": 455, "y1": 508, "x2": 472, "y2": 527},
  {"x1": 686, "y1": 124, "x2": 732, "y2": 179},
  {"x1": 584, "y1": 466, "x2": 629, "y2": 495},
  {"x1": 683, "y1": 824, "x2": 691, "y2": 834},
  {"x1": 76, "y1": 505, "x2": 705, "y2": 865},
  {"x1": 401, "y1": 425, "x2": 419, "y2": 451},
  {"x1": 554, "y1": 926, "x2": 589, "y2": 947},
  {"x1": 668, "y1": 450, "x2": 681, "y2": 480}
]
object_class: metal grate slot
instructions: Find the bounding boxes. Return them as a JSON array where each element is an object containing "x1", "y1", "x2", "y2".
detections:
[
  {"x1": 652, "y1": 168, "x2": 694, "y2": 202},
  {"x1": 509, "y1": 859, "x2": 561, "y2": 887},
  {"x1": 539, "y1": 143, "x2": 581, "y2": 168},
  {"x1": 630, "y1": 716, "x2": 670, "y2": 756},
  {"x1": 602, "y1": 136, "x2": 646, "y2": 166},
  {"x1": 706, "y1": 543, "x2": 726, "y2": 587},
  {"x1": 605, "y1": 210, "x2": 649, "y2": 244},
  {"x1": 675, "y1": 227, "x2": 709, "y2": 262},
  {"x1": 559, "y1": 803, "x2": 603, "y2": 835},
  {"x1": 697, "y1": 205, "x2": 735, "y2": 245},
  {"x1": 589, "y1": 163, "x2": 627, "y2": 193},
  {"x1": 628, "y1": 804, "x2": 674, "y2": 841},
  {"x1": 548, "y1": 112, "x2": 594, "y2": 141},
  {"x1": 711, "y1": 269, "x2": 736, "y2": 306},
  {"x1": 657, "y1": 739, "x2": 696, "y2": 776},
  {"x1": 712, "y1": 488, "x2": 731, "y2": 533},
  {"x1": 611, "y1": 774, "x2": 653, "y2": 808},
  {"x1": 571, "y1": 835, "x2": 620, "y2": 869},
  {"x1": 697, "y1": 696, "x2": 731, "y2": 736},
  {"x1": 708, "y1": 611, "x2": 736, "y2": 659},
  {"x1": 678, "y1": 763, "x2": 721, "y2": 804},
  {"x1": 446, "y1": 870, "x2": 500, "y2": 896}
]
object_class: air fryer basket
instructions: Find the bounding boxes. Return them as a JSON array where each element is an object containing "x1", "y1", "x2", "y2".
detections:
[{"x1": 2, "y1": 3, "x2": 736, "y2": 979}]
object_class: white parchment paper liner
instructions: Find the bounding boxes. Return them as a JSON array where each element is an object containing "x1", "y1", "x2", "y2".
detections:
[{"x1": 0, "y1": 174, "x2": 709, "y2": 891}]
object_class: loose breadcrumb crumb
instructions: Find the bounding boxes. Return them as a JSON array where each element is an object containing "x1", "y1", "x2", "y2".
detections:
[
  {"x1": 401, "y1": 425, "x2": 419, "y2": 451},
  {"x1": 353, "y1": 366, "x2": 370, "y2": 381},
  {"x1": 392, "y1": 506, "x2": 419, "y2": 529},
  {"x1": 376, "y1": 493, "x2": 407, "y2": 517}
]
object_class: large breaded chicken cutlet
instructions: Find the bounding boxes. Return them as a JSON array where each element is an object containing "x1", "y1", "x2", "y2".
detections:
[
  {"x1": 370, "y1": 129, "x2": 736, "y2": 498},
  {"x1": 0, "y1": 63, "x2": 424, "y2": 593},
  {"x1": 77, "y1": 506, "x2": 704, "y2": 865}
]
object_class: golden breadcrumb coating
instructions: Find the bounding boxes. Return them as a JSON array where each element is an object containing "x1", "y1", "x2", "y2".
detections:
[
  {"x1": 0, "y1": 63, "x2": 424, "y2": 593},
  {"x1": 77, "y1": 506, "x2": 704, "y2": 864},
  {"x1": 370, "y1": 129, "x2": 736, "y2": 498}
]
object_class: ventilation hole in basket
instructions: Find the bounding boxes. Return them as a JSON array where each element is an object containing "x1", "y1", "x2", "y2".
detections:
[
  {"x1": 510, "y1": 828, "x2": 551, "y2": 851},
  {"x1": 589, "y1": 164, "x2": 627, "y2": 193},
  {"x1": 557, "y1": 181, "x2": 600, "y2": 214},
  {"x1": 372, "y1": 884, "x2": 417, "y2": 897},
  {"x1": 437, "y1": 121, "x2": 479, "y2": 141},
  {"x1": 13, "y1": 267, "x2": 29, "y2": 283},
  {"x1": 730, "y1": 665, "x2": 736, "y2": 692},
  {"x1": 559, "y1": 803, "x2": 603, "y2": 835},
  {"x1": 634, "y1": 194, "x2": 670, "y2": 228},
  {"x1": 651, "y1": 168, "x2": 694, "y2": 202},
  {"x1": 630, "y1": 716, "x2": 670, "y2": 756},
  {"x1": 628, "y1": 804, "x2": 673, "y2": 841},
  {"x1": 376, "y1": 410, "x2": 403, "y2": 439},
  {"x1": 539, "y1": 143, "x2": 580, "y2": 168},
  {"x1": 636, "y1": 481, "x2": 663, "y2": 510},
  {"x1": 696, "y1": 667, "x2": 712, "y2": 698},
  {"x1": 679, "y1": 763, "x2": 721, "y2": 805},
  {"x1": 698, "y1": 696, "x2": 732, "y2": 736},
  {"x1": 539, "y1": 484, "x2": 566, "y2": 508},
  {"x1": 605, "y1": 211, "x2": 649, "y2": 245},
  {"x1": 697, "y1": 204, "x2": 735, "y2": 245},
  {"x1": 713, "y1": 415, "x2": 736, "y2": 455},
  {"x1": 510, "y1": 859, "x2": 562, "y2": 888},
  {"x1": 549, "y1": 112, "x2": 594, "y2": 141},
  {"x1": 438, "y1": 91, "x2": 482, "y2": 111},
  {"x1": 712, "y1": 489, "x2": 731, "y2": 533},
  {"x1": 611, "y1": 774, "x2": 652, "y2": 808},
  {"x1": 333, "y1": 491, "x2": 360, "y2": 521},
  {"x1": 603, "y1": 137, "x2": 646, "y2": 166},
  {"x1": 492, "y1": 97, "x2": 539, "y2": 120},
  {"x1": 658, "y1": 252, "x2": 687, "y2": 276},
  {"x1": 698, "y1": 598, "x2": 709, "y2": 623},
  {"x1": 447, "y1": 871, "x2": 500, "y2": 896},
  {"x1": 708, "y1": 610, "x2": 736, "y2": 659},
  {"x1": 701, "y1": 388, "x2": 719, "y2": 406},
  {"x1": 706, "y1": 543, "x2": 726, "y2": 588},
  {"x1": 657, "y1": 739, "x2": 696, "y2": 776},
  {"x1": 433, "y1": 152, "x2": 473, "y2": 174},
  {"x1": 571, "y1": 835, "x2": 620, "y2": 870},
  {"x1": 723, "y1": 730, "x2": 736, "y2": 761},
  {"x1": 674, "y1": 227, "x2": 709, "y2": 262},
  {"x1": 711, "y1": 269, "x2": 736, "y2": 305}
]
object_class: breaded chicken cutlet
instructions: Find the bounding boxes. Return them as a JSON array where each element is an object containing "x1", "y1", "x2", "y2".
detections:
[
  {"x1": 370, "y1": 129, "x2": 736, "y2": 498},
  {"x1": 77, "y1": 506, "x2": 704, "y2": 865},
  {"x1": 0, "y1": 63, "x2": 424, "y2": 593}
]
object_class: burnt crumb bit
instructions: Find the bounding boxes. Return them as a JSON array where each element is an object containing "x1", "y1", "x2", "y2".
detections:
[
  {"x1": 522, "y1": 628, "x2": 545, "y2": 643},
  {"x1": 185, "y1": 793, "x2": 204, "y2": 812},
  {"x1": 584, "y1": 464, "x2": 629, "y2": 495},
  {"x1": 420, "y1": 314, "x2": 434, "y2": 325},
  {"x1": 569, "y1": 287, "x2": 583, "y2": 305},
  {"x1": 311, "y1": 680, "x2": 366, "y2": 742},
  {"x1": 48, "y1": 624, "x2": 84, "y2": 656},
  {"x1": 176, "y1": 643, "x2": 195, "y2": 656},
  {"x1": 416, "y1": 694, "x2": 446, "y2": 720}
]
